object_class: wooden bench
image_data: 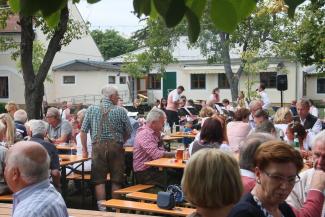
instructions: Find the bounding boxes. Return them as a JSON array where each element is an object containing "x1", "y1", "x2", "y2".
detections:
[
  {"x1": 114, "y1": 184, "x2": 153, "y2": 195},
  {"x1": 66, "y1": 172, "x2": 110, "y2": 181},
  {"x1": 126, "y1": 192, "x2": 194, "y2": 207},
  {"x1": 102, "y1": 199, "x2": 195, "y2": 216},
  {"x1": 0, "y1": 194, "x2": 13, "y2": 202}
]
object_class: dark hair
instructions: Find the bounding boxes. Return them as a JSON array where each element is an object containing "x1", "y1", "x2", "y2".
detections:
[
  {"x1": 222, "y1": 99, "x2": 230, "y2": 104},
  {"x1": 178, "y1": 86, "x2": 185, "y2": 91},
  {"x1": 159, "y1": 98, "x2": 167, "y2": 109},
  {"x1": 287, "y1": 122, "x2": 307, "y2": 139},
  {"x1": 254, "y1": 140, "x2": 304, "y2": 172},
  {"x1": 212, "y1": 88, "x2": 219, "y2": 94},
  {"x1": 234, "y1": 108, "x2": 250, "y2": 121},
  {"x1": 254, "y1": 109, "x2": 269, "y2": 119},
  {"x1": 200, "y1": 118, "x2": 223, "y2": 143},
  {"x1": 259, "y1": 83, "x2": 266, "y2": 90},
  {"x1": 180, "y1": 95, "x2": 187, "y2": 100},
  {"x1": 187, "y1": 99, "x2": 194, "y2": 106}
]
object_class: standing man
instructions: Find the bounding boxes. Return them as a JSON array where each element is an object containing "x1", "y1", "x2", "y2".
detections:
[
  {"x1": 165, "y1": 86, "x2": 185, "y2": 131},
  {"x1": 80, "y1": 85, "x2": 131, "y2": 211},
  {"x1": 4, "y1": 141, "x2": 68, "y2": 217},
  {"x1": 257, "y1": 83, "x2": 270, "y2": 110},
  {"x1": 295, "y1": 99, "x2": 322, "y2": 134}
]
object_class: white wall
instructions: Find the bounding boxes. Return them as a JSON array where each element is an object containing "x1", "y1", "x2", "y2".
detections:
[
  {"x1": 0, "y1": 66, "x2": 25, "y2": 104},
  {"x1": 53, "y1": 70, "x2": 130, "y2": 104},
  {"x1": 306, "y1": 76, "x2": 325, "y2": 100}
]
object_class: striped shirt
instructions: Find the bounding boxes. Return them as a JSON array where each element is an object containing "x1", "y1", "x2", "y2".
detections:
[
  {"x1": 133, "y1": 124, "x2": 165, "y2": 172},
  {"x1": 12, "y1": 180, "x2": 68, "y2": 217},
  {"x1": 81, "y1": 98, "x2": 132, "y2": 144}
]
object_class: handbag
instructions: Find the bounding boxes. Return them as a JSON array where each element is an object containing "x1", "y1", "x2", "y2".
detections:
[{"x1": 157, "y1": 191, "x2": 175, "y2": 210}]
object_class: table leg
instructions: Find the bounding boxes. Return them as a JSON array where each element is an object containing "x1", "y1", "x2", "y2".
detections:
[
  {"x1": 61, "y1": 166, "x2": 67, "y2": 199},
  {"x1": 81, "y1": 161, "x2": 85, "y2": 206}
]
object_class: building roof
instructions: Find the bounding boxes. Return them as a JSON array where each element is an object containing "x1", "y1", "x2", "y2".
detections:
[
  {"x1": 106, "y1": 36, "x2": 241, "y2": 63},
  {"x1": 52, "y1": 59, "x2": 120, "y2": 72},
  {"x1": 0, "y1": 15, "x2": 21, "y2": 33}
]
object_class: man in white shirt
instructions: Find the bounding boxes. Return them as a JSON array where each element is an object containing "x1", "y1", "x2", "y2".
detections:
[
  {"x1": 165, "y1": 86, "x2": 185, "y2": 131},
  {"x1": 257, "y1": 83, "x2": 271, "y2": 110},
  {"x1": 295, "y1": 99, "x2": 322, "y2": 134},
  {"x1": 287, "y1": 130, "x2": 325, "y2": 216}
]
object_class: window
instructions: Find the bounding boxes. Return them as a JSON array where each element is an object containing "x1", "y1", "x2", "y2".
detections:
[
  {"x1": 260, "y1": 72, "x2": 277, "y2": 88},
  {"x1": 63, "y1": 76, "x2": 75, "y2": 84},
  {"x1": 218, "y1": 74, "x2": 230, "y2": 89},
  {"x1": 0, "y1": 77, "x2": 9, "y2": 98},
  {"x1": 108, "y1": 76, "x2": 115, "y2": 84},
  {"x1": 191, "y1": 74, "x2": 206, "y2": 89},
  {"x1": 148, "y1": 74, "x2": 161, "y2": 89},
  {"x1": 119, "y1": 76, "x2": 126, "y2": 84},
  {"x1": 317, "y1": 78, "x2": 325, "y2": 93}
]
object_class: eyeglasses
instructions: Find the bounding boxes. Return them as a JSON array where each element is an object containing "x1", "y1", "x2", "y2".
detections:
[{"x1": 263, "y1": 171, "x2": 300, "y2": 185}]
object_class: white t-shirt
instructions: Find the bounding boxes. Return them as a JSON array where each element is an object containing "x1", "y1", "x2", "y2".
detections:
[
  {"x1": 259, "y1": 91, "x2": 270, "y2": 110},
  {"x1": 166, "y1": 89, "x2": 181, "y2": 111}
]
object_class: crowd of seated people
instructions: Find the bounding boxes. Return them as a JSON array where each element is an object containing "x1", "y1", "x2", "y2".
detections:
[{"x1": 0, "y1": 86, "x2": 325, "y2": 217}]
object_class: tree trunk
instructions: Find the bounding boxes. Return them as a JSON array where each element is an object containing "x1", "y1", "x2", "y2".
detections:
[{"x1": 20, "y1": 6, "x2": 69, "y2": 119}]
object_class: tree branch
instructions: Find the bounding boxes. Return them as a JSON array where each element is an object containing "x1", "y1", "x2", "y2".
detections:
[{"x1": 35, "y1": 5, "x2": 69, "y2": 86}]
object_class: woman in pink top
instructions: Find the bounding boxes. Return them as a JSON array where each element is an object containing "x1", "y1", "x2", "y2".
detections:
[{"x1": 227, "y1": 108, "x2": 251, "y2": 153}]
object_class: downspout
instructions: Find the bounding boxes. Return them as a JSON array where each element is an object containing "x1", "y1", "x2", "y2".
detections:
[{"x1": 295, "y1": 61, "x2": 298, "y2": 100}]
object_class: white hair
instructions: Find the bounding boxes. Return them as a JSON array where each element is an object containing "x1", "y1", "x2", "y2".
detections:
[
  {"x1": 46, "y1": 107, "x2": 60, "y2": 120},
  {"x1": 6, "y1": 144, "x2": 50, "y2": 184},
  {"x1": 101, "y1": 85, "x2": 118, "y2": 98},
  {"x1": 14, "y1": 109, "x2": 28, "y2": 123},
  {"x1": 28, "y1": 119, "x2": 48, "y2": 136},
  {"x1": 312, "y1": 130, "x2": 325, "y2": 149},
  {"x1": 249, "y1": 100, "x2": 263, "y2": 109},
  {"x1": 146, "y1": 108, "x2": 165, "y2": 123}
]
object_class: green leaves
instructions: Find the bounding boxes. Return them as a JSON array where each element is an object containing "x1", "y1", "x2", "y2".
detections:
[{"x1": 211, "y1": 0, "x2": 238, "y2": 32}]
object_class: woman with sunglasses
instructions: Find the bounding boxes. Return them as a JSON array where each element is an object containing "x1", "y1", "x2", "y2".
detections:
[{"x1": 228, "y1": 140, "x2": 325, "y2": 217}]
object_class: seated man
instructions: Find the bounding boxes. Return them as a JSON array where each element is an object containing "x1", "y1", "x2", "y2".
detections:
[
  {"x1": 28, "y1": 120, "x2": 61, "y2": 190},
  {"x1": 13, "y1": 109, "x2": 28, "y2": 141},
  {"x1": 4, "y1": 141, "x2": 68, "y2": 217},
  {"x1": 133, "y1": 108, "x2": 175, "y2": 188},
  {"x1": 287, "y1": 130, "x2": 325, "y2": 216},
  {"x1": 295, "y1": 99, "x2": 322, "y2": 134},
  {"x1": 46, "y1": 107, "x2": 72, "y2": 144}
]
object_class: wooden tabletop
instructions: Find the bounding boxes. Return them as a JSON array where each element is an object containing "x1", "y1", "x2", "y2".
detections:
[
  {"x1": 144, "y1": 158, "x2": 186, "y2": 169},
  {"x1": 124, "y1": 147, "x2": 133, "y2": 153},
  {"x1": 169, "y1": 132, "x2": 197, "y2": 139},
  {"x1": 0, "y1": 203, "x2": 151, "y2": 217},
  {"x1": 59, "y1": 155, "x2": 90, "y2": 166},
  {"x1": 162, "y1": 135, "x2": 182, "y2": 141},
  {"x1": 56, "y1": 144, "x2": 77, "y2": 151}
]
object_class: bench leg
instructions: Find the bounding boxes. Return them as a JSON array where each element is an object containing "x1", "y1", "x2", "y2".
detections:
[{"x1": 116, "y1": 208, "x2": 120, "y2": 213}]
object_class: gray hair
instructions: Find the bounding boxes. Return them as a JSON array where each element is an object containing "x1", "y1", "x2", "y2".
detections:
[
  {"x1": 14, "y1": 109, "x2": 28, "y2": 123},
  {"x1": 239, "y1": 133, "x2": 275, "y2": 171},
  {"x1": 255, "y1": 120, "x2": 275, "y2": 134},
  {"x1": 101, "y1": 85, "x2": 118, "y2": 98},
  {"x1": 312, "y1": 130, "x2": 325, "y2": 150},
  {"x1": 297, "y1": 98, "x2": 311, "y2": 108},
  {"x1": 77, "y1": 109, "x2": 87, "y2": 124},
  {"x1": 146, "y1": 108, "x2": 166, "y2": 123},
  {"x1": 46, "y1": 107, "x2": 60, "y2": 120},
  {"x1": 6, "y1": 141, "x2": 50, "y2": 184},
  {"x1": 28, "y1": 119, "x2": 48, "y2": 137}
]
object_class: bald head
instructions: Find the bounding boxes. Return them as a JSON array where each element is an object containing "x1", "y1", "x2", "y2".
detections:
[{"x1": 6, "y1": 141, "x2": 50, "y2": 187}]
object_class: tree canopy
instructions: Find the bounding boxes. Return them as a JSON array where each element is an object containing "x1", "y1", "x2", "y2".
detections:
[{"x1": 91, "y1": 29, "x2": 138, "y2": 60}]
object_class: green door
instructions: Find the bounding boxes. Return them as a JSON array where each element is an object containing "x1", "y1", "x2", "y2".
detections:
[{"x1": 163, "y1": 72, "x2": 177, "y2": 98}]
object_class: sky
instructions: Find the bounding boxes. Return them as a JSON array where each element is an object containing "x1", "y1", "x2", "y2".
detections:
[{"x1": 76, "y1": 0, "x2": 146, "y2": 37}]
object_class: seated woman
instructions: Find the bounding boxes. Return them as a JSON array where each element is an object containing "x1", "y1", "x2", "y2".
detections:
[
  {"x1": 228, "y1": 140, "x2": 324, "y2": 217},
  {"x1": 0, "y1": 113, "x2": 16, "y2": 147},
  {"x1": 182, "y1": 149, "x2": 242, "y2": 217},
  {"x1": 0, "y1": 121, "x2": 9, "y2": 195},
  {"x1": 189, "y1": 117, "x2": 230, "y2": 156},
  {"x1": 227, "y1": 108, "x2": 251, "y2": 153},
  {"x1": 273, "y1": 107, "x2": 293, "y2": 140}
]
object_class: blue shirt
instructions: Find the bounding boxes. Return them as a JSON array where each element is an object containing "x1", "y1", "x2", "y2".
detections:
[{"x1": 13, "y1": 180, "x2": 68, "y2": 217}]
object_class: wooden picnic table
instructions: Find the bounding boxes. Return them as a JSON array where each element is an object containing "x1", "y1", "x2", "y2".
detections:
[
  {"x1": 169, "y1": 132, "x2": 197, "y2": 139},
  {"x1": 59, "y1": 155, "x2": 90, "y2": 204},
  {"x1": 0, "y1": 203, "x2": 150, "y2": 217},
  {"x1": 124, "y1": 146, "x2": 133, "y2": 153},
  {"x1": 144, "y1": 158, "x2": 186, "y2": 170},
  {"x1": 56, "y1": 143, "x2": 77, "y2": 151}
]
